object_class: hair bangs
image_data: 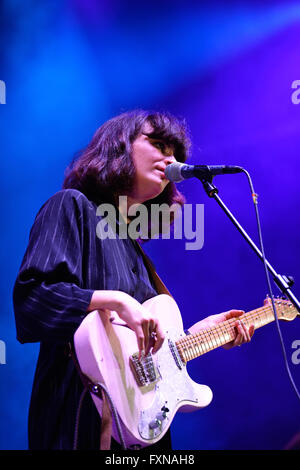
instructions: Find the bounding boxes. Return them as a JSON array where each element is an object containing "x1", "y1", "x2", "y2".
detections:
[{"x1": 143, "y1": 112, "x2": 191, "y2": 163}]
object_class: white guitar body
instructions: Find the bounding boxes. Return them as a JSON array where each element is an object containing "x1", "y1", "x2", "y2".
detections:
[{"x1": 74, "y1": 294, "x2": 213, "y2": 449}]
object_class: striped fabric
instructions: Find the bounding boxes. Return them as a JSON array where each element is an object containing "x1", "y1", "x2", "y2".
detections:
[{"x1": 13, "y1": 189, "x2": 172, "y2": 450}]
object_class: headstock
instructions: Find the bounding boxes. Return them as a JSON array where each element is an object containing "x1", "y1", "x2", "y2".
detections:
[{"x1": 269, "y1": 297, "x2": 300, "y2": 321}]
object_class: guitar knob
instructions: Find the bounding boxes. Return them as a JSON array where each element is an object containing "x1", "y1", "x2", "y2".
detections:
[
  {"x1": 157, "y1": 407, "x2": 169, "y2": 420},
  {"x1": 156, "y1": 412, "x2": 165, "y2": 421},
  {"x1": 149, "y1": 419, "x2": 161, "y2": 430}
]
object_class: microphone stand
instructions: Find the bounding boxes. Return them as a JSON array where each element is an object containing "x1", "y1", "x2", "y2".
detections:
[{"x1": 200, "y1": 176, "x2": 300, "y2": 312}]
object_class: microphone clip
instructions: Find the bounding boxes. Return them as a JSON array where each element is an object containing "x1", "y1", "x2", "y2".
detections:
[{"x1": 199, "y1": 176, "x2": 219, "y2": 198}]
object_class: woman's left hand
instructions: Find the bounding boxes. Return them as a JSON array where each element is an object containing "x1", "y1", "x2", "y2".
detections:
[{"x1": 188, "y1": 309, "x2": 254, "y2": 349}]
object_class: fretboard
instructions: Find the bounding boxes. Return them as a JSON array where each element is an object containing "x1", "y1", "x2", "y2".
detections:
[{"x1": 176, "y1": 304, "x2": 276, "y2": 363}]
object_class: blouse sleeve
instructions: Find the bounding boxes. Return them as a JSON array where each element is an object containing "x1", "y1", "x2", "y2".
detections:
[{"x1": 13, "y1": 190, "x2": 95, "y2": 344}]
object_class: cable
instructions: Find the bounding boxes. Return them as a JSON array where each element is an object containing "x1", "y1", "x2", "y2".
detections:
[
  {"x1": 241, "y1": 168, "x2": 300, "y2": 403},
  {"x1": 73, "y1": 387, "x2": 88, "y2": 450}
]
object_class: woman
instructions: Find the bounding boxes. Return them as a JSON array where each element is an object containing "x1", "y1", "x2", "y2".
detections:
[{"x1": 13, "y1": 110, "x2": 254, "y2": 450}]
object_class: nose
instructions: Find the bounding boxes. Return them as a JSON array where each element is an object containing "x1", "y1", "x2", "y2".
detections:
[{"x1": 164, "y1": 155, "x2": 176, "y2": 166}]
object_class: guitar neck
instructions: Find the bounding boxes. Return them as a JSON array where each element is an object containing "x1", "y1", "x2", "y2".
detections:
[{"x1": 176, "y1": 304, "x2": 276, "y2": 363}]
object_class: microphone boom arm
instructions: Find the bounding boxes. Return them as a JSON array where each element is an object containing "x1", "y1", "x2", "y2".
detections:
[{"x1": 200, "y1": 176, "x2": 300, "y2": 312}]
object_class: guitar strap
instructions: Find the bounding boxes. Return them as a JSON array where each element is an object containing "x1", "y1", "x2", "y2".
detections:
[{"x1": 134, "y1": 240, "x2": 173, "y2": 298}]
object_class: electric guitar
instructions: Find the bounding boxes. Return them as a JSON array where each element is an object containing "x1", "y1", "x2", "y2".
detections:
[{"x1": 74, "y1": 294, "x2": 299, "y2": 449}]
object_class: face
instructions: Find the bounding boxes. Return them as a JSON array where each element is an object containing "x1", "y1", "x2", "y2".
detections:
[{"x1": 129, "y1": 126, "x2": 176, "y2": 203}]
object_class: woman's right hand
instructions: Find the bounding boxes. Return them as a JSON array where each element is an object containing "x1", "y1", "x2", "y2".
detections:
[{"x1": 87, "y1": 290, "x2": 165, "y2": 359}]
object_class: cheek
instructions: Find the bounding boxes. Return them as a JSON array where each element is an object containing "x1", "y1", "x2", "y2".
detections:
[
  {"x1": 132, "y1": 146, "x2": 150, "y2": 174},
  {"x1": 135, "y1": 161, "x2": 148, "y2": 180},
  {"x1": 135, "y1": 157, "x2": 153, "y2": 178}
]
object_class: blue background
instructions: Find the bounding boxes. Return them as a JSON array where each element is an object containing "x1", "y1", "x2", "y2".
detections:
[{"x1": 1, "y1": 0, "x2": 300, "y2": 450}]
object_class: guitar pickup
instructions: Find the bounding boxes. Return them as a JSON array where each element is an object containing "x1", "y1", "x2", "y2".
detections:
[{"x1": 129, "y1": 352, "x2": 160, "y2": 387}]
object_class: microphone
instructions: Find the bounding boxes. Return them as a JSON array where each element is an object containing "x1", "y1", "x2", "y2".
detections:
[{"x1": 165, "y1": 162, "x2": 243, "y2": 182}]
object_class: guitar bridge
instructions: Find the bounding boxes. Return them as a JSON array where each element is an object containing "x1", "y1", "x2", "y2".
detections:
[{"x1": 130, "y1": 352, "x2": 160, "y2": 387}]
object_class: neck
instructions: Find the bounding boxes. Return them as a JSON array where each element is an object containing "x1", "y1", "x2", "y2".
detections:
[
  {"x1": 175, "y1": 303, "x2": 277, "y2": 363},
  {"x1": 116, "y1": 195, "x2": 144, "y2": 224}
]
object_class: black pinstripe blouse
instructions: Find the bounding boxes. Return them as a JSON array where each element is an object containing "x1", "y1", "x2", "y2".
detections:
[{"x1": 13, "y1": 189, "x2": 172, "y2": 450}]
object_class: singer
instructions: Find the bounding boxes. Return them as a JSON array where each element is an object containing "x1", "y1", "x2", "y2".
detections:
[{"x1": 13, "y1": 110, "x2": 254, "y2": 450}]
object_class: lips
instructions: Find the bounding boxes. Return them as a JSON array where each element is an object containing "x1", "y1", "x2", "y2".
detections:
[
  {"x1": 155, "y1": 163, "x2": 167, "y2": 173},
  {"x1": 154, "y1": 167, "x2": 166, "y2": 179}
]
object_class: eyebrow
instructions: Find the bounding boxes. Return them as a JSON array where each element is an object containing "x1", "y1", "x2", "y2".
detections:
[
  {"x1": 142, "y1": 133, "x2": 162, "y2": 140},
  {"x1": 143, "y1": 133, "x2": 169, "y2": 145},
  {"x1": 142, "y1": 133, "x2": 176, "y2": 155}
]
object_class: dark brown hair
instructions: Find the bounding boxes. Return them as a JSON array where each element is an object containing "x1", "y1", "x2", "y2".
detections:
[{"x1": 63, "y1": 109, "x2": 191, "y2": 236}]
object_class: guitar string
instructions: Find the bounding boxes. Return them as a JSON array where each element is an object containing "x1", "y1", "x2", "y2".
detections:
[
  {"x1": 177, "y1": 305, "x2": 274, "y2": 360},
  {"x1": 179, "y1": 312, "x2": 277, "y2": 362},
  {"x1": 176, "y1": 303, "x2": 294, "y2": 362},
  {"x1": 178, "y1": 306, "x2": 270, "y2": 353},
  {"x1": 182, "y1": 302, "x2": 293, "y2": 348}
]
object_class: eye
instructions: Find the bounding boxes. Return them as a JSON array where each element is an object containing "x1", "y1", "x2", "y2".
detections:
[{"x1": 152, "y1": 141, "x2": 165, "y2": 152}]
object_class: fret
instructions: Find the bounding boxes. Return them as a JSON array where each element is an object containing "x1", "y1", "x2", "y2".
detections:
[
  {"x1": 201, "y1": 329, "x2": 211, "y2": 352},
  {"x1": 194, "y1": 335, "x2": 202, "y2": 357},
  {"x1": 176, "y1": 304, "x2": 277, "y2": 363}
]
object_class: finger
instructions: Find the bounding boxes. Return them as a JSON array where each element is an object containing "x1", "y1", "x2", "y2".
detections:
[
  {"x1": 225, "y1": 310, "x2": 245, "y2": 320},
  {"x1": 235, "y1": 322, "x2": 247, "y2": 346},
  {"x1": 142, "y1": 319, "x2": 151, "y2": 356},
  {"x1": 236, "y1": 320, "x2": 253, "y2": 345},
  {"x1": 135, "y1": 326, "x2": 145, "y2": 360},
  {"x1": 234, "y1": 332, "x2": 243, "y2": 347},
  {"x1": 151, "y1": 323, "x2": 165, "y2": 354},
  {"x1": 146, "y1": 318, "x2": 158, "y2": 355},
  {"x1": 235, "y1": 321, "x2": 246, "y2": 343},
  {"x1": 243, "y1": 321, "x2": 254, "y2": 342},
  {"x1": 149, "y1": 318, "x2": 156, "y2": 340},
  {"x1": 239, "y1": 321, "x2": 251, "y2": 343}
]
